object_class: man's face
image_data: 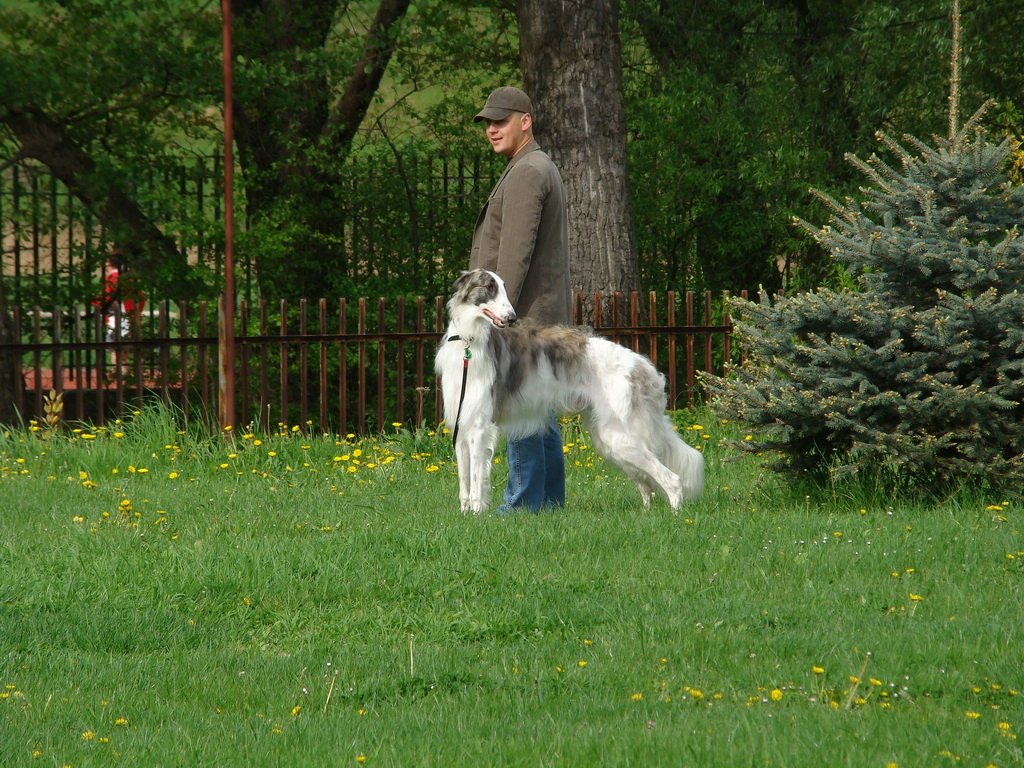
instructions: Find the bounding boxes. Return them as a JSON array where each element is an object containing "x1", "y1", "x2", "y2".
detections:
[{"x1": 484, "y1": 112, "x2": 532, "y2": 159}]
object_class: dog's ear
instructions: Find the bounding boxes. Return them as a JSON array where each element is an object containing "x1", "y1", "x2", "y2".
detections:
[{"x1": 451, "y1": 270, "x2": 474, "y2": 292}]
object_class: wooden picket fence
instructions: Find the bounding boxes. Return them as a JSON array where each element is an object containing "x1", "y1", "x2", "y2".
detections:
[{"x1": 5, "y1": 289, "x2": 740, "y2": 433}]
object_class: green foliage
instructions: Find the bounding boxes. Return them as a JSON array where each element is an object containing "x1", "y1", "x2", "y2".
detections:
[
  {"x1": 5, "y1": 0, "x2": 1024, "y2": 309},
  {"x1": 622, "y1": 0, "x2": 1024, "y2": 295},
  {"x1": 0, "y1": 0, "x2": 221, "y2": 299},
  {"x1": 706, "y1": 106, "x2": 1024, "y2": 495}
]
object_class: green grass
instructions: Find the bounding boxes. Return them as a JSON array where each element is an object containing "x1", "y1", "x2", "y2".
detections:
[{"x1": 1, "y1": 407, "x2": 1022, "y2": 767}]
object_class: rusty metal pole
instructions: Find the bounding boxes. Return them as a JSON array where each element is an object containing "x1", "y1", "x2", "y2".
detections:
[{"x1": 219, "y1": 0, "x2": 237, "y2": 432}]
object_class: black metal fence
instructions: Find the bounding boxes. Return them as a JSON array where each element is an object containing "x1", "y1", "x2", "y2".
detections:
[
  {"x1": 1, "y1": 149, "x2": 501, "y2": 310},
  {"x1": 4, "y1": 289, "x2": 738, "y2": 433}
]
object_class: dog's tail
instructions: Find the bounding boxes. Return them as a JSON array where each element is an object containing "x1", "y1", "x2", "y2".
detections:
[{"x1": 657, "y1": 415, "x2": 704, "y2": 501}]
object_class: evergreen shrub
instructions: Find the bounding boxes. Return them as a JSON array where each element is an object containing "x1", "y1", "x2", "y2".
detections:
[{"x1": 705, "y1": 106, "x2": 1024, "y2": 494}]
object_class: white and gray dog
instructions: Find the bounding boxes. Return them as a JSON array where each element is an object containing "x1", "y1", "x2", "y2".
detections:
[{"x1": 435, "y1": 269, "x2": 704, "y2": 513}]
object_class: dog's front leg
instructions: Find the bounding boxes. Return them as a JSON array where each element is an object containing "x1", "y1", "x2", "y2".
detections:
[
  {"x1": 463, "y1": 421, "x2": 499, "y2": 513},
  {"x1": 455, "y1": 430, "x2": 475, "y2": 512}
]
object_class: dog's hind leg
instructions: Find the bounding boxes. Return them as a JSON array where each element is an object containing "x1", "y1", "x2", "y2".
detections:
[
  {"x1": 633, "y1": 477, "x2": 656, "y2": 508},
  {"x1": 589, "y1": 419, "x2": 683, "y2": 509}
]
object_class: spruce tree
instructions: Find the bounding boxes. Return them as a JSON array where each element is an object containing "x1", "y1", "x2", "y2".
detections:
[{"x1": 705, "y1": 104, "x2": 1024, "y2": 494}]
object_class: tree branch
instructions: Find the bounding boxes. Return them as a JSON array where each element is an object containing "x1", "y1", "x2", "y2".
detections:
[{"x1": 323, "y1": 0, "x2": 413, "y2": 147}]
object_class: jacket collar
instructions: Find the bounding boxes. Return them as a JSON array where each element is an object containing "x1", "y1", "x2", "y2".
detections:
[
  {"x1": 492, "y1": 140, "x2": 541, "y2": 189},
  {"x1": 508, "y1": 139, "x2": 540, "y2": 166}
]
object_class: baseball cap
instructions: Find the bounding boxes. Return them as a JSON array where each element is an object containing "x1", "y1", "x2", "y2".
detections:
[{"x1": 473, "y1": 87, "x2": 533, "y2": 122}]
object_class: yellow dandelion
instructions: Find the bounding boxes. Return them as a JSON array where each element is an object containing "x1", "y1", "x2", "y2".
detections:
[
  {"x1": 577, "y1": 660, "x2": 587, "y2": 668},
  {"x1": 966, "y1": 711, "x2": 981, "y2": 719},
  {"x1": 631, "y1": 692, "x2": 643, "y2": 701},
  {"x1": 909, "y1": 593, "x2": 924, "y2": 601},
  {"x1": 291, "y1": 705, "x2": 302, "y2": 717},
  {"x1": 770, "y1": 689, "x2": 783, "y2": 702},
  {"x1": 812, "y1": 666, "x2": 825, "y2": 675}
]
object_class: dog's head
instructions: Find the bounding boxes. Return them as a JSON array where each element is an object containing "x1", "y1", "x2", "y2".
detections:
[{"x1": 449, "y1": 269, "x2": 518, "y2": 329}]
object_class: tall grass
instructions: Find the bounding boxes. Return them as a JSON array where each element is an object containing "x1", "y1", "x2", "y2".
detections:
[{"x1": 1, "y1": 405, "x2": 1022, "y2": 767}]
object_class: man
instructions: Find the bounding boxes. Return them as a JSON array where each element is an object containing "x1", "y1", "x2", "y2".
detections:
[{"x1": 469, "y1": 86, "x2": 572, "y2": 512}]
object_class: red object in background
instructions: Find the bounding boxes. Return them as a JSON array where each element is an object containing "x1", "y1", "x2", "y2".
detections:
[{"x1": 92, "y1": 267, "x2": 146, "y2": 324}]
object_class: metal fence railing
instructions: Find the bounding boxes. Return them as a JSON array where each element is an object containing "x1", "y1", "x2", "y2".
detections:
[
  {"x1": 2, "y1": 290, "x2": 740, "y2": 433},
  {"x1": 1, "y1": 151, "x2": 501, "y2": 309}
]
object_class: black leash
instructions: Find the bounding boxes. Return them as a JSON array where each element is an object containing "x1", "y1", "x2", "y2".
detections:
[{"x1": 448, "y1": 335, "x2": 471, "y2": 447}]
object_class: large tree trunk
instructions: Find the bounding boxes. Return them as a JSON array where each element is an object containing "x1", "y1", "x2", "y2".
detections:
[{"x1": 517, "y1": 0, "x2": 639, "y2": 323}]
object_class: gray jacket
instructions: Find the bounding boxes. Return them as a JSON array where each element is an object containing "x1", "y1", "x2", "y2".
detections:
[{"x1": 469, "y1": 141, "x2": 571, "y2": 325}]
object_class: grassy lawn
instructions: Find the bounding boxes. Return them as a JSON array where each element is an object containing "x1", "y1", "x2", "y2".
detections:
[{"x1": 1, "y1": 407, "x2": 1022, "y2": 767}]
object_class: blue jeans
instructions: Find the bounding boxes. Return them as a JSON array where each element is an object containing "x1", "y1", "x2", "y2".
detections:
[{"x1": 500, "y1": 416, "x2": 565, "y2": 513}]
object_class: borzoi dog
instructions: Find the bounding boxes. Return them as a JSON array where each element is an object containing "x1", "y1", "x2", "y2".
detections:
[{"x1": 435, "y1": 269, "x2": 704, "y2": 513}]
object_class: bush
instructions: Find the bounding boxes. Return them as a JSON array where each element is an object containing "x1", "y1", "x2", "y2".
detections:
[{"x1": 705, "y1": 105, "x2": 1024, "y2": 495}]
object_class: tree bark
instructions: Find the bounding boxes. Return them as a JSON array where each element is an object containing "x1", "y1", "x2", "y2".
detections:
[
  {"x1": 517, "y1": 0, "x2": 640, "y2": 323},
  {"x1": 2, "y1": 108, "x2": 192, "y2": 296}
]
